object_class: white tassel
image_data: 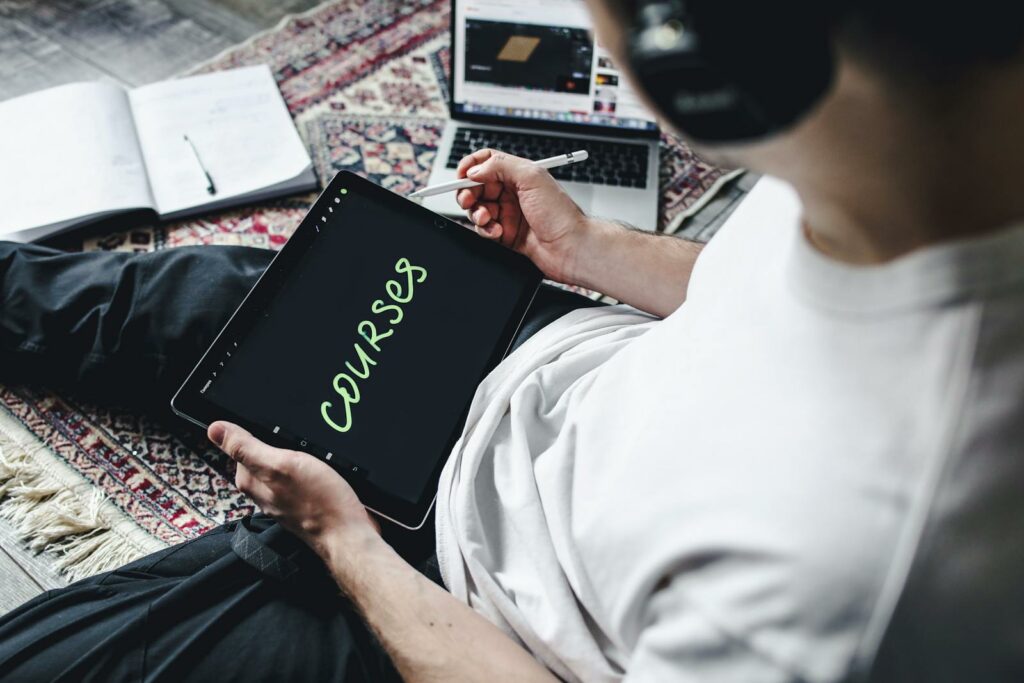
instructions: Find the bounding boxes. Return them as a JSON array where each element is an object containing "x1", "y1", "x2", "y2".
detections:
[{"x1": 0, "y1": 423, "x2": 164, "y2": 581}]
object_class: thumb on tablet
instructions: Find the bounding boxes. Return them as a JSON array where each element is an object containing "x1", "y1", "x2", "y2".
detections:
[{"x1": 209, "y1": 421, "x2": 284, "y2": 477}]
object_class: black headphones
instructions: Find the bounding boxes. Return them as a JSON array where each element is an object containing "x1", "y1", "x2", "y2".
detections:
[{"x1": 626, "y1": 1, "x2": 841, "y2": 143}]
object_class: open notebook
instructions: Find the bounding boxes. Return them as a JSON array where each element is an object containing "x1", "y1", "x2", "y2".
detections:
[{"x1": 0, "y1": 65, "x2": 317, "y2": 243}]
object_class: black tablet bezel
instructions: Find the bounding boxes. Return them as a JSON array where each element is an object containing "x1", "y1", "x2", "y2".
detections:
[{"x1": 171, "y1": 171, "x2": 541, "y2": 530}]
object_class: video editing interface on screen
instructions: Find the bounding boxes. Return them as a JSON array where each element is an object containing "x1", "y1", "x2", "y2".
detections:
[
  {"x1": 454, "y1": 0, "x2": 658, "y2": 131},
  {"x1": 203, "y1": 187, "x2": 527, "y2": 504}
]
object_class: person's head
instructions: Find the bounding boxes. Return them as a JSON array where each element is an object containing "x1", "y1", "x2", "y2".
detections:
[{"x1": 585, "y1": 1, "x2": 1024, "y2": 261}]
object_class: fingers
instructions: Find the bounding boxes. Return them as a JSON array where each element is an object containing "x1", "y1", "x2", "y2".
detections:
[
  {"x1": 477, "y1": 222, "x2": 503, "y2": 240},
  {"x1": 465, "y1": 151, "x2": 538, "y2": 188},
  {"x1": 466, "y1": 201, "x2": 502, "y2": 238},
  {"x1": 235, "y1": 462, "x2": 275, "y2": 506},
  {"x1": 479, "y1": 179, "x2": 505, "y2": 202},
  {"x1": 459, "y1": 186, "x2": 503, "y2": 238},
  {"x1": 457, "y1": 182, "x2": 502, "y2": 213},
  {"x1": 471, "y1": 204, "x2": 492, "y2": 225},
  {"x1": 455, "y1": 147, "x2": 498, "y2": 178},
  {"x1": 456, "y1": 149, "x2": 507, "y2": 211},
  {"x1": 456, "y1": 187, "x2": 480, "y2": 209},
  {"x1": 454, "y1": 148, "x2": 534, "y2": 242},
  {"x1": 456, "y1": 148, "x2": 539, "y2": 188},
  {"x1": 209, "y1": 421, "x2": 298, "y2": 481}
]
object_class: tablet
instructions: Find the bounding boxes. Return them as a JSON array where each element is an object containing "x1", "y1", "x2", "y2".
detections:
[{"x1": 172, "y1": 171, "x2": 541, "y2": 529}]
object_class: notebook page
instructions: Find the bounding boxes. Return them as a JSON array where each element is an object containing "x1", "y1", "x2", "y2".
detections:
[
  {"x1": 0, "y1": 81, "x2": 153, "y2": 237},
  {"x1": 128, "y1": 66, "x2": 312, "y2": 216}
]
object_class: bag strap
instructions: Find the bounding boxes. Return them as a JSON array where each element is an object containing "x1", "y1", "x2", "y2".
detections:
[{"x1": 231, "y1": 517, "x2": 300, "y2": 582}]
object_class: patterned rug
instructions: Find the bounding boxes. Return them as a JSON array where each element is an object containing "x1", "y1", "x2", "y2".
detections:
[{"x1": 0, "y1": 0, "x2": 727, "y2": 580}]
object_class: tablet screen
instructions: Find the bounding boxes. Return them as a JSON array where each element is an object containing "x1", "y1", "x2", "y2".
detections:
[{"x1": 177, "y1": 173, "x2": 540, "y2": 525}]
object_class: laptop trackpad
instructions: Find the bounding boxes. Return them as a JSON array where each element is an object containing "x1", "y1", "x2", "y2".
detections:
[{"x1": 564, "y1": 183, "x2": 595, "y2": 214}]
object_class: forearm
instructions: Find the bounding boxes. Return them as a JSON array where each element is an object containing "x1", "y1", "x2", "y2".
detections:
[
  {"x1": 323, "y1": 531, "x2": 558, "y2": 683},
  {"x1": 568, "y1": 219, "x2": 703, "y2": 318}
]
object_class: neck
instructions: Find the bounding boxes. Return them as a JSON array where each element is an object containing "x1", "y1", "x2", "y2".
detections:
[{"x1": 783, "y1": 60, "x2": 1024, "y2": 265}]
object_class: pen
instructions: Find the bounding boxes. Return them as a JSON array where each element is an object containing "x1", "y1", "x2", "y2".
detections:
[
  {"x1": 183, "y1": 134, "x2": 217, "y2": 196},
  {"x1": 408, "y1": 150, "x2": 589, "y2": 199}
]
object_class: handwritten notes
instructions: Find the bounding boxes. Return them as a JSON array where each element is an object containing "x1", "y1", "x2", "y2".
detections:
[
  {"x1": 0, "y1": 66, "x2": 314, "y2": 241},
  {"x1": 128, "y1": 66, "x2": 312, "y2": 216},
  {"x1": 0, "y1": 82, "x2": 153, "y2": 238},
  {"x1": 321, "y1": 257, "x2": 428, "y2": 434}
]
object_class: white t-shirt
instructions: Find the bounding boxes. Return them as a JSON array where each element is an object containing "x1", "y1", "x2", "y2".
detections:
[{"x1": 434, "y1": 177, "x2": 1024, "y2": 682}]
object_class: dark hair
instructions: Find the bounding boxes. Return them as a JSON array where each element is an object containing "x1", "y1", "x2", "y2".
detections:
[
  {"x1": 838, "y1": 1, "x2": 1024, "y2": 75},
  {"x1": 606, "y1": 1, "x2": 1024, "y2": 74}
]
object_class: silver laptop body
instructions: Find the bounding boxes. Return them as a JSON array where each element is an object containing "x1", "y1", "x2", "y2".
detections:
[{"x1": 423, "y1": 0, "x2": 661, "y2": 231}]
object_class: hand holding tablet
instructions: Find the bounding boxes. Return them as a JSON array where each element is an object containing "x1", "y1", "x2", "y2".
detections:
[
  {"x1": 207, "y1": 419, "x2": 383, "y2": 544},
  {"x1": 173, "y1": 172, "x2": 541, "y2": 529}
]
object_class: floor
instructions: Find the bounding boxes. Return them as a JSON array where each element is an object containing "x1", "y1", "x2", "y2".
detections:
[
  {"x1": 0, "y1": 0, "x2": 321, "y2": 616},
  {"x1": 0, "y1": 0, "x2": 752, "y2": 616},
  {"x1": 0, "y1": 0, "x2": 322, "y2": 100}
]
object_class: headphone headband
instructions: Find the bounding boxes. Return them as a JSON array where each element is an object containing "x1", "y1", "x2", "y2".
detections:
[{"x1": 626, "y1": 1, "x2": 839, "y2": 143}]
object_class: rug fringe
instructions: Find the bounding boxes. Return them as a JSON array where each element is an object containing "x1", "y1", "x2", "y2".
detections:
[{"x1": 0, "y1": 414, "x2": 166, "y2": 583}]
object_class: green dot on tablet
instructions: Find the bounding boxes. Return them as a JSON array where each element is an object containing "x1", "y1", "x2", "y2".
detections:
[{"x1": 340, "y1": 188, "x2": 348, "y2": 195}]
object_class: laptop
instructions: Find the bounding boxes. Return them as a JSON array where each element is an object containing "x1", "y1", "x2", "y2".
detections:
[{"x1": 423, "y1": 0, "x2": 661, "y2": 230}]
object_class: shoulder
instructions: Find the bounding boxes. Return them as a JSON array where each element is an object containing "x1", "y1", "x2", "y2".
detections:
[{"x1": 870, "y1": 293, "x2": 1024, "y2": 681}]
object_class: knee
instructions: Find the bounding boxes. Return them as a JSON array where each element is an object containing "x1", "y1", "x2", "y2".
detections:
[
  {"x1": 128, "y1": 246, "x2": 274, "y2": 360},
  {"x1": 139, "y1": 246, "x2": 273, "y2": 303}
]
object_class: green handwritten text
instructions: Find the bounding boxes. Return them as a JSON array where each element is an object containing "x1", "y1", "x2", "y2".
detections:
[{"x1": 321, "y1": 257, "x2": 427, "y2": 433}]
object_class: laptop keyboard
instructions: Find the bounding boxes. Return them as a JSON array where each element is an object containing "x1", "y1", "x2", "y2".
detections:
[{"x1": 445, "y1": 127, "x2": 650, "y2": 189}]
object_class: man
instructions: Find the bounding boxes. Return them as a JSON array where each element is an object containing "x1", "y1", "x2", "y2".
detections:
[{"x1": 1, "y1": 1, "x2": 1023, "y2": 681}]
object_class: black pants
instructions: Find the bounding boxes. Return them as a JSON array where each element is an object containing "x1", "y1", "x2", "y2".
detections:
[{"x1": 0, "y1": 241, "x2": 599, "y2": 682}]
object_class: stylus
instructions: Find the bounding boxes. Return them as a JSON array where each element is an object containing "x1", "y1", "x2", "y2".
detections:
[{"x1": 408, "y1": 150, "x2": 590, "y2": 198}]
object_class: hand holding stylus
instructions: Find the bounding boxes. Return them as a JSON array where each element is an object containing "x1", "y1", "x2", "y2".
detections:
[
  {"x1": 450, "y1": 148, "x2": 604, "y2": 286},
  {"x1": 408, "y1": 150, "x2": 588, "y2": 198}
]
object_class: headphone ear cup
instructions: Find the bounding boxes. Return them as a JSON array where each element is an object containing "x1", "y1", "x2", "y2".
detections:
[{"x1": 627, "y1": 2, "x2": 837, "y2": 143}]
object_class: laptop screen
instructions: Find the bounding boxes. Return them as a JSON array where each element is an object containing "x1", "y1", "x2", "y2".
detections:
[{"x1": 452, "y1": 0, "x2": 659, "y2": 134}]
